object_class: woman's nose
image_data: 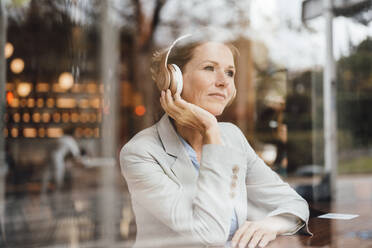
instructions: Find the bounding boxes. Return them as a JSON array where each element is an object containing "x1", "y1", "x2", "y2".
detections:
[{"x1": 215, "y1": 70, "x2": 228, "y2": 87}]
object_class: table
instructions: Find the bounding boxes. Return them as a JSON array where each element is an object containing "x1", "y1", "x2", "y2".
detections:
[{"x1": 266, "y1": 201, "x2": 372, "y2": 248}]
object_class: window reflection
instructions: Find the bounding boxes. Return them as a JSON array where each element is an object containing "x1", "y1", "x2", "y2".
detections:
[{"x1": 1, "y1": 0, "x2": 371, "y2": 247}]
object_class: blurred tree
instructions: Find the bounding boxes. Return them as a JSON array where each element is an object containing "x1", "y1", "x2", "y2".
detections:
[{"x1": 337, "y1": 37, "x2": 372, "y2": 147}]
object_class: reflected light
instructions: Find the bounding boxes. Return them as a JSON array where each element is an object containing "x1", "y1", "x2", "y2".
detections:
[
  {"x1": 86, "y1": 83, "x2": 97, "y2": 93},
  {"x1": 75, "y1": 127, "x2": 83, "y2": 138},
  {"x1": 80, "y1": 113, "x2": 89, "y2": 123},
  {"x1": 17, "y1": 82, "x2": 32, "y2": 97},
  {"x1": 90, "y1": 98, "x2": 100, "y2": 108},
  {"x1": 62, "y1": 113, "x2": 69, "y2": 123},
  {"x1": 47, "y1": 127, "x2": 63, "y2": 138},
  {"x1": 10, "y1": 98, "x2": 19, "y2": 108},
  {"x1": 36, "y1": 83, "x2": 50, "y2": 92},
  {"x1": 23, "y1": 113, "x2": 30, "y2": 123},
  {"x1": 11, "y1": 128, "x2": 18, "y2": 138},
  {"x1": 38, "y1": 128, "x2": 46, "y2": 138},
  {"x1": 57, "y1": 98, "x2": 76, "y2": 108},
  {"x1": 71, "y1": 84, "x2": 81, "y2": 93},
  {"x1": 47, "y1": 98, "x2": 55, "y2": 108},
  {"x1": 20, "y1": 99, "x2": 27, "y2": 107},
  {"x1": 135, "y1": 105, "x2": 146, "y2": 116},
  {"x1": 36, "y1": 98, "x2": 44, "y2": 108},
  {"x1": 6, "y1": 83, "x2": 14, "y2": 91},
  {"x1": 89, "y1": 113, "x2": 96, "y2": 122},
  {"x1": 52, "y1": 83, "x2": 65, "y2": 93},
  {"x1": 58, "y1": 72, "x2": 74, "y2": 90},
  {"x1": 27, "y1": 98, "x2": 35, "y2": 108},
  {"x1": 84, "y1": 128, "x2": 93, "y2": 138},
  {"x1": 122, "y1": 81, "x2": 132, "y2": 107},
  {"x1": 11, "y1": 58, "x2": 25, "y2": 74},
  {"x1": 13, "y1": 113, "x2": 20, "y2": 123},
  {"x1": 42, "y1": 113, "x2": 51, "y2": 123},
  {"x1": 53, "y1": 113, "x2": 61, "y2": 122},
  {"x1": 5, "y1": 42, "x2": 14, "y2": 59},
  {"x1": 23, "y1": 128, "x2": 37, "y2": 138},
  {"x1": 94, "y1": 127, "x2": 99, "y2": 138},
  {"x1": 33, "y1": 113, "x2": 41, "y2": 123},
  {"x1": 79, "y1": 99, "x2": 89, "y2": 108},
  {"x1": 71, "y1": 112, "x2": 79, "y2": 123},
  {"x1": 6, "y1": 92, "x2": 14, "y2": 105}
]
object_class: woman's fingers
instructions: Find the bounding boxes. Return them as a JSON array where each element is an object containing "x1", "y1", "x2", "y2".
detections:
[
  {"x1": 237, "y1": 225, "x2": 257, "y2": 248},
  {"x1": 160, "y1": 90, "x2": 197, "y2": 128},
  {"x1": 247, "y1": 230, "x2": 264, "y2": 248},
  {"x1": 173, "y1": 93, "x2": 188, "y2": 109},
  {"x1": 161, "y1": 90, "x2": 181, "y2": 118},
  {"x1": 232, "y1": 221, "x2": 250, "y2": 246},
  {"x1": 160, "y1": 91, "x2": 176, "y2": 119},
  {"x1": 257, "y1": 233, "x2": 276, "y2": 248},
  {"x1": 165, "y1": 90, "x2": 184, "y2": 115},
  {"x1": 232, "y1": 220, "x2": 279, "y2": 248}
]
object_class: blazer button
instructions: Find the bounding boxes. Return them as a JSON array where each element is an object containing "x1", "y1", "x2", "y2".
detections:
[
  {"x1": 232, "y1": 165, "x2": 239, "y2": 174},
  {"x1": 231, "y1": 181, "x2": 237, "y2": 189}
]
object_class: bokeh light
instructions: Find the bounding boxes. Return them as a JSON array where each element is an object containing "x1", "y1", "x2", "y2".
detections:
[
  {"x1": 135, "y1": 105, "x2": 146, "y2": 116},
  {"x1": 5, "y1": 42, "x2": 14, "y2": 59},
  {"x1": 58, "y1": 72, "x2": 74, "y2": 90},
  {"x1": 10, "y1": 58, "x2": 25, "y2": 74},
  {"x1": 17, "y1": 82, "x2": 32, "y2": 97}
]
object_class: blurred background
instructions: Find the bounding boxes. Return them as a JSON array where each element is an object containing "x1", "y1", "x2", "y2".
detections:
[{"x1": 0, "y1": 0, "x2": 371, "y2": 247}]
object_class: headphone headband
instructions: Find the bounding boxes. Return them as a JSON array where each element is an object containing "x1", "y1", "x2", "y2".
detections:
[{"x1": 164, "y1": 34, "x2": 192, "y2": 68}]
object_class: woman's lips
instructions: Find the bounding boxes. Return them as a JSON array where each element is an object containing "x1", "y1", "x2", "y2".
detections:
[{"x1": 208, "y1": 93, "x2": 226, "y2": 100}]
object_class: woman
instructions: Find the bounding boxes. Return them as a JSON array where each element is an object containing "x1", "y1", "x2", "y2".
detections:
[{"x1": 120, "y1": 36, "x2": 310, "y2": 248}]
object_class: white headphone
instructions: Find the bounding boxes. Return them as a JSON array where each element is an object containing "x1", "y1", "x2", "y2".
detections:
[{"x1": 163, "y1": 34, "x2": 191, "y2": 95}]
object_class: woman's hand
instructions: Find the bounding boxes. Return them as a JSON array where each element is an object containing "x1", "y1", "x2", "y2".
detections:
[
  {"x1": 160, "y1": 89, "x2": 220, "y2": 143},
  {"x1": 231, "y1": 215, "x2": 292, "y2": 248}
]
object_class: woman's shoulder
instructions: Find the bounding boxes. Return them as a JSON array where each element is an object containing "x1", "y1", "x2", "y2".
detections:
[
  {"x1": 218, "y1": 122, "x2": 245, "y2": 138},
  {"x1": 218, "y1": 122, "x2": 248, "y2": 147},
  {"x1": 120, "y1": 124, "x2": 161, "y2": 157}
]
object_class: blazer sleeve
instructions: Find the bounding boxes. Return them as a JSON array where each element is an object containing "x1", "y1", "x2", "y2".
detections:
[
  {"x1": 120, "y1": 142, "x2": 248, "y2": 245},
  {"x1": 232, "y1": 125, "x2": 311, "y2": 235}
]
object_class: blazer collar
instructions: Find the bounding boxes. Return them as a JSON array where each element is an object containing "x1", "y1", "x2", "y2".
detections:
[
  {"x1": 156, "y1": 114, "x2": 184, "y2": 158},
  {"x1": 156, "y1": 114, "x2": 198, "y2": 186}
]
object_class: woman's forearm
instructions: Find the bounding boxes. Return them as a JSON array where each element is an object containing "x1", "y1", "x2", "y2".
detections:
[{"x1": 267, "y1": 214, "x2": 303, "y2": 235}]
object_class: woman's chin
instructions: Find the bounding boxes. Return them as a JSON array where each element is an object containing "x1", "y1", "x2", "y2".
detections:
[{"x1": 204, "y1": 105, "x2": 225, "y2": 116}]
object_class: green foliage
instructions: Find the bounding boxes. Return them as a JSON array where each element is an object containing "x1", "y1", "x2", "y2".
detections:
[
  {"x1": 8, "y1": 0, "x2": 31, "y2": 7},
  {"x1": 337, "y1": 37, "x2": 372, "y2": 148},
  {"x1": 338, "y1": 38, "x2": 372, "y2": 92},
  {"x1": 339, "y1": 156, "x2": 372, "y2": 174}
]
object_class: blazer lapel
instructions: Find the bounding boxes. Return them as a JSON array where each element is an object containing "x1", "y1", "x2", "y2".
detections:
[{"x1": 156, "y1": 114, "x2": 198, "y2": 188}]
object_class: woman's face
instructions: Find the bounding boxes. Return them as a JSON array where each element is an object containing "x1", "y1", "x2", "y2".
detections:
[{"x1": 181, "y1": 42, "x2": 236, "y2": 116}]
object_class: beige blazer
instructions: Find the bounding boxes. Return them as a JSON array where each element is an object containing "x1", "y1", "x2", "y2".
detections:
[{"x1": 120, "y1": 114, "x2": 309, "y2": 248}]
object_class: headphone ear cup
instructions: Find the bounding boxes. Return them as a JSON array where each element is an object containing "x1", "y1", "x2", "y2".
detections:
[
  {"x1": 168, "y1": 64, "x2": 183, "y2": 95},
  {"x1": 171, "y1": 64, "x2": 183, "y2": 95}
]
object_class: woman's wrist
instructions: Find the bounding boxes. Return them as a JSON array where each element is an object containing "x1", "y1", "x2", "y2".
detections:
[
  {"x1": 202, "y1": 126, "x2": 222, "y2": 144},
  {"x1": 266, "y1": 215, "x2": 301, "y2": 235}
]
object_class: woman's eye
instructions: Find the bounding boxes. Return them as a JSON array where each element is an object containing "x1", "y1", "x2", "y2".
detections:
[
  {"x1": 226, "y1": 70, "x2": 235, "y2": 77},
  {"x1": 204, "y1": 65, "x2": 214, "y2": 71}
]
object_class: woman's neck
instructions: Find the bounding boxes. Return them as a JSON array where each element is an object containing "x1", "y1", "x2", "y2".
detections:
[{"x1": 173, "y1": 120, "x2": 203, "y2": 153}]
